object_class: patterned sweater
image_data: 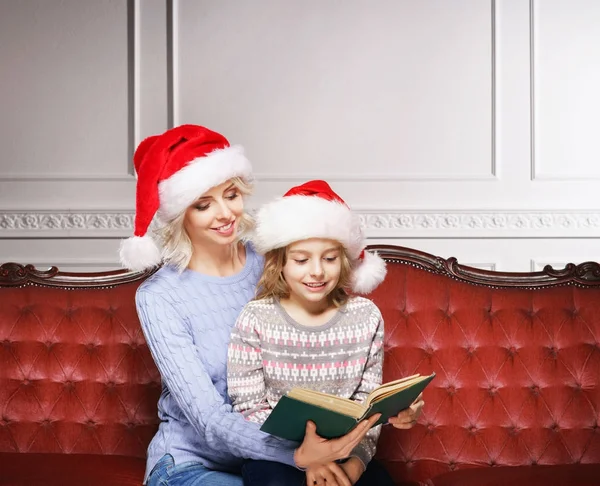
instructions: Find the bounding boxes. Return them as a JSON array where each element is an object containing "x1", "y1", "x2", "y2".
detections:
[
  {"x1": 227, "y1": 296, "x2": 384, "y2": 467},
  {"x1": 135, "y1": 244, "x2": 297, "y2": 483}
]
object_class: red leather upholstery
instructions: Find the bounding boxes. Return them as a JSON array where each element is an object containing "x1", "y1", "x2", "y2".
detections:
[
  {"x1": 369, "y1": 254, "x2": 600, "y2": 485},
  {"x1": 0, "y1": 274, "x2": 160, "y2": 485},
  {"x1": 0, "y1": 452, "x2": 145, "y2": 486},
  {"x1": 1, "y1": 247, "x2": 599, "y2": 485}
]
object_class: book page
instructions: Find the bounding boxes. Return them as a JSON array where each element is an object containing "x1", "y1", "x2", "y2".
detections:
[
  {"x1": 366, "y1": 374, "x2": 425, "y2": 405},
  {"x1": 287, "y1": 388, "x2": 365, "y2": 419}
]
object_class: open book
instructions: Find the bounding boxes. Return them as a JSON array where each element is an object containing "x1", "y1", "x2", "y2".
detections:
[{"x1": 260, "y1": 372, "x2": 435, "y2": 442}]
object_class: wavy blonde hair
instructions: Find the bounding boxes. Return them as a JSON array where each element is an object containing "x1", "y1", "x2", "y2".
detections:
[
  {"x1": 154, "y1": 177, "x2": 254, "y2": 272},
  {"x1": 255, "y1": 243, "x2": 353, "y2": 307}
]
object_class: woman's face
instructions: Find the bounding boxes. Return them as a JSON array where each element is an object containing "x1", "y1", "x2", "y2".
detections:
[
  {"x1": 183, "y1": 179, "x2": 244, "y2": 248},
  {"x1": 282, "y1": 238, "x2": 342, "y2": 307}
]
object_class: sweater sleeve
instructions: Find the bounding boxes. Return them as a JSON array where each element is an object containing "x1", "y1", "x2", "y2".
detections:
[
  {"x1": 348, "y1": 306, "x2": 385, "y2": 468},
  {"x1": 136, "y1": 289, "x2": 297, "y2": 466},
  {"x1": 227, "y1": 306, "x2": 272, "y2": 423}
]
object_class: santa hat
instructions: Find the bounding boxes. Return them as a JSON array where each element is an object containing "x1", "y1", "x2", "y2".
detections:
[
  {"x1": 120, "y1": 124, "x2": 252, "y2": 271},
  {"x1": 252, "y1": 180, "x2": 387, "y2": 294}
]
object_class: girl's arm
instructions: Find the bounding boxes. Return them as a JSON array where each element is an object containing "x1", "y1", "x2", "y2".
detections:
[
  {"x1": 348, "y1": 307, "x2": 385, "y2": 469},
  {"x1": 136, "y1": 289, "x2": 296, "y2": 466},
  {"x1": 227, "y1": 306, "x2": 271, "y2": 421}
]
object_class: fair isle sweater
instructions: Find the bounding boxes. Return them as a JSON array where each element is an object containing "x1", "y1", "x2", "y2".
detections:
[
  {"x1": 227, "y1": 296, "x2": 384, "y2": 468},
  {"x1": 135, "y1": 244, "x2": 296, "y2": 483}
]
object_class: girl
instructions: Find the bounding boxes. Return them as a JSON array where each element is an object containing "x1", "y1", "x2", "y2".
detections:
[
  {"x1": 120, "y1": 126, "x2": 381, "y2": 486},
  {"x1": 227, "y1": 180, "x2": 397, "y2": 486}
]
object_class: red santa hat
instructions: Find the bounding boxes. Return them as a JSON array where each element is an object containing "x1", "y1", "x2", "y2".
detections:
[
  {"x1": 252, "y1": 180, "x2": 387, "y2": 294},
  {"x1": 120, "y1": 124, "x2": 252, "y2": 271}
]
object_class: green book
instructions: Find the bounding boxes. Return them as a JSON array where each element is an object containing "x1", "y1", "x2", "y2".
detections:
[{"x1": 260, "y1": 372, "x2": 436, "y2": 441}]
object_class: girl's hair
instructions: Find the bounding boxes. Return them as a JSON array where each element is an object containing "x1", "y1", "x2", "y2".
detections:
[
  {"x1": 154, "y1": 177, "x2": 254, "y2": 272},
  {"x1": 255, "y1": 243, "x2": 353, "y2": 307}
]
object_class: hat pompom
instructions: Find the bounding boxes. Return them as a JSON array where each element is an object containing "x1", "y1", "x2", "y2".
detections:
[
  {"x1": 351, "y1": 251, "x2": 387, "y2": 294},
  {"x1": 119, "y1": 235, "x2": 162, "y2": 272}
]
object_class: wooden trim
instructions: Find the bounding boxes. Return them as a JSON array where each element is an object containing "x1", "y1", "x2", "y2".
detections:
[
  {"x1": 367, "y1": 244, "x2": 600, "y2": 288},
  {"x1": 0, "y1": 262, "x2": 157, "y2": 289},
  {"x1": 3, "y1": 244, "x2": 600, "y2": 289}
]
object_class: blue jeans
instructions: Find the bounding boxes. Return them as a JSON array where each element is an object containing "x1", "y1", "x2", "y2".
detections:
[
  {"x1": 148, "y1": 454, "x2": 244, "y2": 486},
  {"x1": 241, "y1": 459, "x2": 395, "y2": 486}
]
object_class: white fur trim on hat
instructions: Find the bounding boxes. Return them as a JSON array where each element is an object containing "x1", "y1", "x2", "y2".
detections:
[
  {"x1": 157, "y1": 145, "x2": 252, "y2": 221},
  {"x1": 119, "y1": 235, "x2": 162, "y2": 272},
  {"x1": 352, "y1": 250, "x2": 387, "y2": 294},
  {"x1": 253, "y1": 195, "x2": 365, "y2": 258}
]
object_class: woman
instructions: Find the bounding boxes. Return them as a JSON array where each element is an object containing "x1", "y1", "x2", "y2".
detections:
[{"x1": 120, "y1": 124, "x2": 424, "y2": 486}]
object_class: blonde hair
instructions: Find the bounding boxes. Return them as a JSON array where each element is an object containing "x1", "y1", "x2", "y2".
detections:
[
  {"x1": 154, "y1": 177, "x2": 254, "y2": 272},
  {"x1": 255, "y1": 243, "x2": 353, "y2": 307}
]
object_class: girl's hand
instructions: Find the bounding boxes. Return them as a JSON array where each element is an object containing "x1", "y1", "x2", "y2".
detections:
[
  {"x1": 339, "y1": 457, "x2": 366, "y2": 485},
  {"x1": 387, "y1": 393, "x2": 425, "y2": 429},
  {"x1": 294, "y1": 414, "x2": 381, "y2": 469},
  {"x1": 305, "y1": 462, "x2": 351, "y2": 486}
]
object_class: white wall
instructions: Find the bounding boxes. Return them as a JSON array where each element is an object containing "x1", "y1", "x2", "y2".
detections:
[{"x1": 1, "y1": 0, "x2": 599, "y2": 272}]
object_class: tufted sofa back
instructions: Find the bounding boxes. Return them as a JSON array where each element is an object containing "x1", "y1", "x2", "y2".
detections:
[
  {"x1": 0, "y1": 264, "x2": 161, "y2": 458},
  {"x1": 368, "y1": 246, "x2": 600, "y2": 484},
  {"x1": 1, "y1": 246, "x2": 599, "y2": 485}
]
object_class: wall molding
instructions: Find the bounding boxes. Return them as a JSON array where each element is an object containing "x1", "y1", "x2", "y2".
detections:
[
  {"x1": 170, "y1": 0, "x2": 497, "y2": 183},
  {"x1": 0, "y1": 212, "x2": 134, "y2": 237},
  {"x1": 2, "y1": 210, "x2": 600, "y2": 238}
]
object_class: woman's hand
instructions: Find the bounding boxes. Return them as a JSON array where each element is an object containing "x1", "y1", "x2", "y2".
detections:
[
  {"x1": 305, "y1": 462, "x2": 351, "y2": 486},
  {"x1": 294, "y1": 414, "x2": 381, "y2": 469},
  {"x1": 387, "y1": 393, "x2": 425, "y2": 429}
]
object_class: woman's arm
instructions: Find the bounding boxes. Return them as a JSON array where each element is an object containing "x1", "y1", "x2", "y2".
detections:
[{"x1": 136, "y1": 289, "x2": 296, "y2": 466}]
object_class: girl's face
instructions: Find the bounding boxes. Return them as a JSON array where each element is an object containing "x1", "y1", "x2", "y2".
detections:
[
  {"x1": 183, "y1": 179, "x2": 244, "y2": 248},
  {"x1": 282, "y1": 238, "x2": 342, "y2": 307}
]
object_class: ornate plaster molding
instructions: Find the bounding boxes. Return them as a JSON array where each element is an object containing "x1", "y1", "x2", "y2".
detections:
[
  {"x1": 2, "y1": 211, "x2": 600, "y2": 237},
  {"x1": 0, "y1": 212, "x2": 134, "y2": 237},
  {"x1": 358, "y1": 212, "x2": 600, "y2": 231}
]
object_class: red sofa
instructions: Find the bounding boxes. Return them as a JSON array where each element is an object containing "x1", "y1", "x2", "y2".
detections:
[{"x1": 1, "y1": 245, "x2": 599, "y2": 485}]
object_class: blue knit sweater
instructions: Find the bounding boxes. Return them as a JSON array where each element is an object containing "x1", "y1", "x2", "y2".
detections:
[{"x1": 136, "y1": 244, "x2": 296, "y2": 482}]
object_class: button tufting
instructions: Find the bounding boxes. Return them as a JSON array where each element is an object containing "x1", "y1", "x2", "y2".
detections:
[
  {"x1": 530, "y1": 384, "x2": 540, "y2": 396},
  {"x1": 446, "y1": 385, "x2": 457, "y2": 396},
  {"x1": 21, "y1": 379, "x2": 31, "y2": 387},
  {"x1": 448, "y1": 461, "x2": 456, "y2": 471},
  {"x1": 468, "y1": 425, "x2": 477, "y2": 435},
  {"x1": 487, "y1": 385, "x2": 498, "y2": 396}
]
